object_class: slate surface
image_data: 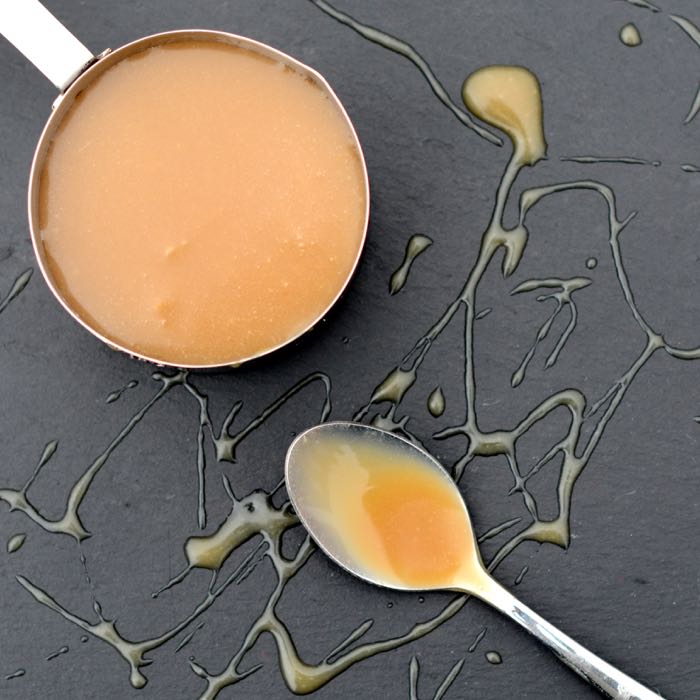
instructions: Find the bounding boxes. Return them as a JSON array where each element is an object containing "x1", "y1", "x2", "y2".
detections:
[{"x1": 0, "y1": 1, "x2": 698, "y2": 699}]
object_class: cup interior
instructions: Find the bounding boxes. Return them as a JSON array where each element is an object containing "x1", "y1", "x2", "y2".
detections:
[{"x1": 28, "y1": 30, "x2": 369, "y2": 369}]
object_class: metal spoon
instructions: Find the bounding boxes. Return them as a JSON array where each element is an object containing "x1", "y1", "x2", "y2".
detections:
[{"x1": 285, "y1": 422, "x2": 663, "y2": 700}]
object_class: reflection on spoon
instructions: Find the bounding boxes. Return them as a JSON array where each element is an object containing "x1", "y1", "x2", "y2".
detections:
[{"x1": 286, "y1": 423, "x2": 664, "y2": 700}]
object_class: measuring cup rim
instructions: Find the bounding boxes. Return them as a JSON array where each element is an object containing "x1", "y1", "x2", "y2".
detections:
[{"x1": 27, "y1": 28, "x2": 370, "y2": 370}]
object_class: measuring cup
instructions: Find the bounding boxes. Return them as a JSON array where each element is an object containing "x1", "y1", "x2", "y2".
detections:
[{"x1": 0, "y1": 0, "x2": 369, "y2": 369}]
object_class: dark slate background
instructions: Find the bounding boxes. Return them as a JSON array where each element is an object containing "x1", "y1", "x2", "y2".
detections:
[{"x1": 1, "y1": 1, "x2": 699, "y2": 698}]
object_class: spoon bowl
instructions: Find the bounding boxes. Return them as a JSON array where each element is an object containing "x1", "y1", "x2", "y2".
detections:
[{"x1": 286, "y1": 422, "x2": 664, "y2": 700}]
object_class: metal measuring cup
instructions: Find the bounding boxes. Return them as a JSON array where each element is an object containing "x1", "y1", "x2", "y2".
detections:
[{"x1": 0, "y1": 0, "x2": 369, "y2": 369}]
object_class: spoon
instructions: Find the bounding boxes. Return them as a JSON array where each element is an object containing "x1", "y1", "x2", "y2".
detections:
[{"x1": 285, "y1": 422, "x2": 663, "y2": 700}]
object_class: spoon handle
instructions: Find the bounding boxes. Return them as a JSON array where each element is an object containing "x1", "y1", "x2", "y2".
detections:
[{"x1": 482, "y1": 581, "x2": 664, "y2": 699}]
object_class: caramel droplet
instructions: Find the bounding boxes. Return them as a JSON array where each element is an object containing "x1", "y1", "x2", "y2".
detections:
[{"x1": 462, "y1": 66, "x2": 546, "y2": 166}]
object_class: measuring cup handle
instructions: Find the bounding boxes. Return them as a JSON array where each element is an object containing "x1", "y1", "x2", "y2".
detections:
[{"x1": 0, "y1": 0, "x2": 95, "y2": 91}]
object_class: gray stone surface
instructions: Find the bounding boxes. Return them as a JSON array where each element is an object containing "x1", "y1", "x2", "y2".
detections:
[{"x1": 0, "y1": 1, "x2": 698, "y2": 698}]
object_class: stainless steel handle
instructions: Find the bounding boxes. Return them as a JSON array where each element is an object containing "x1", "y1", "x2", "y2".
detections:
[
  {"x1": 0, "y1": 0, "x2": 94, "y2": 91},
  {"x1": 483, "y1": 580, "x2": 664, "y2": 699}
]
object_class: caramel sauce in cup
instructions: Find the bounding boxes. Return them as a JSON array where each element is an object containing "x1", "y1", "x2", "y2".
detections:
[{"x1": 30, "y1": 32, "x2": 369, "y2": 368}]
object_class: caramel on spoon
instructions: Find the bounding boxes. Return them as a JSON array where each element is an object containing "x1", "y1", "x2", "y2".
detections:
[{"x1": 285, "y1": 423, "x2": 663, "y2": 700}]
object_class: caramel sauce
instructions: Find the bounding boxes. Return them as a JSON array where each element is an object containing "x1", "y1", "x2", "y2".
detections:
[
  {"x1": 39, "y1": 40, "x2": 367, "y2": 366},
  {"x1": 289, "y1": 431, "x2": 482, "y2": 590},
  {"x1": 462, "y1": 65, "x2": 546, "y2": 166}
]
